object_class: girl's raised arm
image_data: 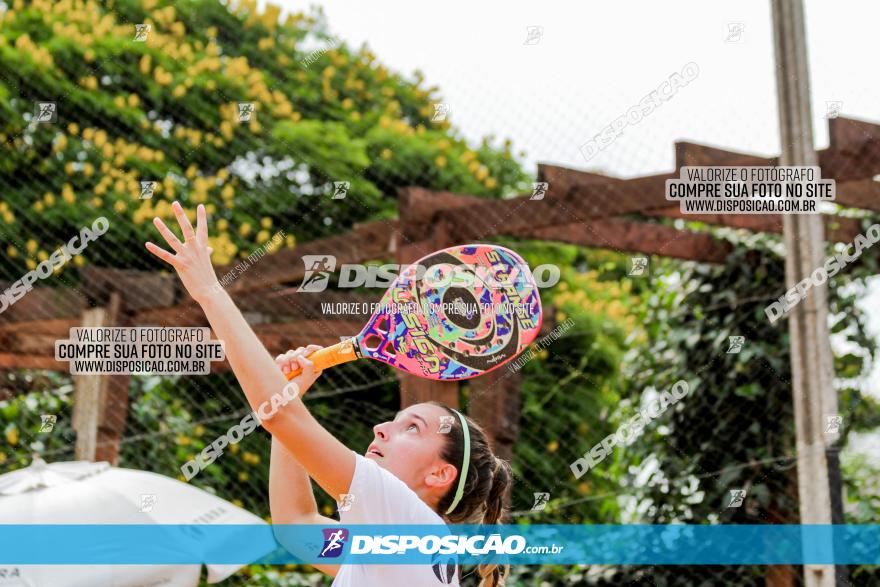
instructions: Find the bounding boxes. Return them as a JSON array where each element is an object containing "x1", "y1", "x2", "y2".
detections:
[{"x1": 145, "y1": 202, "x2": 355, "y2": 498}]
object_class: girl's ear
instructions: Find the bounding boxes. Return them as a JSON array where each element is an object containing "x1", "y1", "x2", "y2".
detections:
[{"x1": 425, "y1": 462, "x2": 458, "y2": 490}]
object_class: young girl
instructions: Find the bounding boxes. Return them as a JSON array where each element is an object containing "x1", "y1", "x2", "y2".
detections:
[{"x1": 145, "y1": 202, "x2": 512, "y2": 586}]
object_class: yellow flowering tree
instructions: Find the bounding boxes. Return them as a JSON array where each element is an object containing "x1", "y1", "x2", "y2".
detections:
[{"x1": 0, "y1": 0, "x2": 528, "y2": 276}]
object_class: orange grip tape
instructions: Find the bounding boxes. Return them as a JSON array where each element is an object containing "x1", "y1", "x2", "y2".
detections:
[{"x1": 283, "y1": 339, "x2": 359, "y2": 380}]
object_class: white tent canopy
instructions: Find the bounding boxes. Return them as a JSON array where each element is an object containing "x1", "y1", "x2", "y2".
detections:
[{"x1": 0, "y1": 457, "x2": 272, "y2": 587}]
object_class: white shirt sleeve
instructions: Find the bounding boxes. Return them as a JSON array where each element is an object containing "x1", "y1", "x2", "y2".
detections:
[{"x1": 339, "y1": 451, "x2": 445, "y2": 525}]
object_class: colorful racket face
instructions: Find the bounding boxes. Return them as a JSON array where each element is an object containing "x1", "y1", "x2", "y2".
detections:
[{"x1": 353, "y1": 244, "x2": 543, "y2": 380}]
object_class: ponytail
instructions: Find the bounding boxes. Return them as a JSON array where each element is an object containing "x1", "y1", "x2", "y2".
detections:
[
  {"x1": 476, "y1": 457, "x2": 512, "y2": 587},
  {"x1": 433, "y1": 403, "x2": 513, "y2": 587}
]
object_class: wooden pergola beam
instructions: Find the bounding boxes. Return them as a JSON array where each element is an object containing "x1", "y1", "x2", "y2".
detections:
[
  {"x1": 222, "y1": 219, "x2": 400, "y2": 296},
  {"x1": 538, "y1": 163, "x2": 867, "y2": 243},
  {"x1": 510, "y1": 217, "x2": 734, "y2": 264},
  {"x1": 403, "y1": 185, "x2": 734, "y2": 264}
]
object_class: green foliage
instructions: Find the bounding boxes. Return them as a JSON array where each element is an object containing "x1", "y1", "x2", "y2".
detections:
[{"x1": 0, "y1": 0, "x2": 529, "y2": 276}]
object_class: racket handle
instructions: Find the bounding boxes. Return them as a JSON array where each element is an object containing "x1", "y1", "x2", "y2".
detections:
[{"x1": 283, "y1": 339, "x2": 359, "y2": 380}]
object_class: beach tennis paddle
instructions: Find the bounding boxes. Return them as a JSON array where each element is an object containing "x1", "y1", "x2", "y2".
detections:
[{"x1": 283, "y1": 244, "x2": 543, "y2": 381}]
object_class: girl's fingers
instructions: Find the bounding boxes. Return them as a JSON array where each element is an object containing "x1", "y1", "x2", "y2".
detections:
[
  {"x1": 145, "y1": 242, "x2": 178, "y2": 266},
  {"x1": 172, "y1": 201, "x2": 196, "y2": 242},
  {"x1": 152, "y1": 217, "x2": 183, "y2": 253},
  {"x1": 196, "y1": 204, "x2": 208, "y2": 244},
  {"x1": 300, "y1": 356, "x2": 322, "y2": 377}
]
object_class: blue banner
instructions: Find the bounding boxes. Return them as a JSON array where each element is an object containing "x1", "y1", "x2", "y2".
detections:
[{"x1": 0, "y1": 524, "x2": 878, "y2": 565}]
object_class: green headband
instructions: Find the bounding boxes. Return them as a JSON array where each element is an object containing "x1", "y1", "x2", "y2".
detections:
[{"x1": 445, "y1": 409, "x2": 471, "y2": 515}]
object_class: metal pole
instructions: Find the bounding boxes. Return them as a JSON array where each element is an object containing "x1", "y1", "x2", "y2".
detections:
[{"x1": 770, "y1": 1, "x2": 843, "y2": 585}]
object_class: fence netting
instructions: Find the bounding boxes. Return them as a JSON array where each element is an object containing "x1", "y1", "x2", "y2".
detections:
[{"x1": 1, "y1": 1, "x2": 879, "y2": 586}]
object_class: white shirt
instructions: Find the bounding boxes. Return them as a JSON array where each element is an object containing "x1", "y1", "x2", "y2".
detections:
[{"x1": 330, "y1": 452, "x2": 460, "y2": 587}]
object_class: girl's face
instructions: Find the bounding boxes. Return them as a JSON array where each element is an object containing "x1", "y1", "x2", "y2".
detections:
[{"x1": 366, "y1": 403, "x2": 458, "y2": 497}]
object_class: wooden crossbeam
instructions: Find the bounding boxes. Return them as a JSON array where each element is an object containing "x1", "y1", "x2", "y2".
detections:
[
  {"x1": 538, "y1": 163, "x2": 867, "y2": 243},
  {"x1": 222, "y1": 220, "x2": 399, "y2": 296},
  {"x1": 404, "y1": 185, "x2": 734, "y2": 264},
  {"x1": 510, "y1": 217, "x2": 733, "y2": 264}
]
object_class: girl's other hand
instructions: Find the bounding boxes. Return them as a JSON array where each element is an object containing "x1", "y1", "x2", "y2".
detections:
[
  {"x1": 145, "y1": 201, "x2": 220, "y2": 305},
  {"x1": 275, "y1": 345, "x2": 324, "y2": 394}
]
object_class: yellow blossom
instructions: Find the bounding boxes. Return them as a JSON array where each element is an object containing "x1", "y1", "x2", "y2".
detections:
[{"x1": 381, "y1": 148, "x2": 392, "y2": 160}]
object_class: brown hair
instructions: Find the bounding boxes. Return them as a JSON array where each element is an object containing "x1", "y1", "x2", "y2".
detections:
[{"x1": 433, "y1": 402, "x2": 512, "y2": 587}]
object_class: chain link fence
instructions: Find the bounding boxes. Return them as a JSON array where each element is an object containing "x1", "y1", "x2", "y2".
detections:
[{"x1": 1, "y1": 1, "x2": 879, "y2": 586}]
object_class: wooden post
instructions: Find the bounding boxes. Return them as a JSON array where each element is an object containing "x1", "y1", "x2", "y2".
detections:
[
  {"x1": 396, "y1": 191, "x2": 459, "y2": 410},
  {"x1": 71, "y1": 293, "x2": 131, "y2": 464},
  {"x1": 467, "y1": 368, "x2": 521, "y2": 462},
  {"x1": 771, "y1": 1, "x2": 841, "y2": 585}
]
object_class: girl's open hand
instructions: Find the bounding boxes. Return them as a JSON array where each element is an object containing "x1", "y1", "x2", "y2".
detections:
[{"x1": 145, "y1": 201, "x2": 220, "y2": 305}]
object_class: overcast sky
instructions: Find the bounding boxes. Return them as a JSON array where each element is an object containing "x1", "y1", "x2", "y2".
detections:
[{"x1": 260, "y1": 0, "x2": 880, "y2": 456}]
